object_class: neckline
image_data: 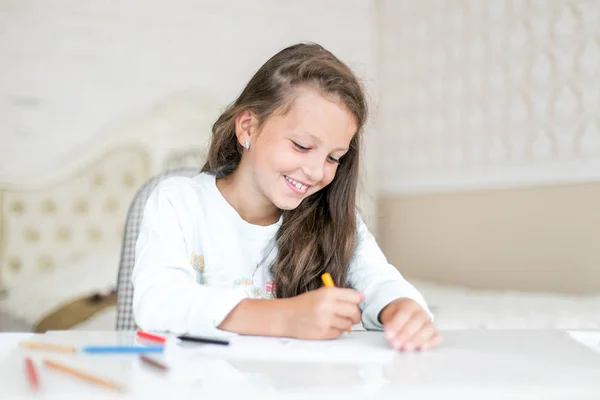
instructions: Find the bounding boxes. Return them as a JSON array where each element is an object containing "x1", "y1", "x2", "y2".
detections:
[{"x1": 205, "y1": 173, "x2": 282, "y2": 239}]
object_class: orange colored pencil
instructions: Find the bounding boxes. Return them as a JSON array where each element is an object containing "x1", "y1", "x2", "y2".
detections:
[
  {"x1": 321, "y1": 272, "x2": 335, "y2": 288},
  {"x1": 321, "y1": 273, "x2": 352, "y2": 334},
  {"x1": 24, "y1": 357, "x2": 40, "y2": 391},
  {"x1": 43, "y1": 359, "x2": 124, "y2": 393},
  {"x1": 20, "y1": 342, "x2": 77, "y2": 353}
]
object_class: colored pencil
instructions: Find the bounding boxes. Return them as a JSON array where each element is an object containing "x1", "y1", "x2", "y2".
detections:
[
  {"x1": 321, "y1": 272, "x2": 352, "y2": 333},
  {"x1": 43, "y1": 359, "x2": 124, "y2": 392},
  {"x1": 176, "y1": 335, "x2": 230, "y2": 345},
  {"x1": 24, "y1": 357, "x2": 40, "y2": 391},
  {"x1": 140, "y1": 355, "x2": 168, "y2": 372},
  {"x1": 136, "y1": 331, "x2": 167, "y2": 344},
  {"x1": 82, "y1": 346, "x2": 164, "y2": 354},
  {"x1": 20, "y1": 342, "x2": 76, "y2": 353}
]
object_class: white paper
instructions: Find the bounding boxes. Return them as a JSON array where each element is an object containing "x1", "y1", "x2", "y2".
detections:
[
  {"x1": 0, "y1": 333, "x2": 32, "y2": 362},
  {"x1": 170, "y1": 332, "x2": 396, "y2": 365},
  {"x1": 567, "y1": 330, "x2": 600, "y2": 355}
]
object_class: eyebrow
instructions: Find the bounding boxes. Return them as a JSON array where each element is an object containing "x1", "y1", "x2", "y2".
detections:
[{"x1": 301, "y1": 131, "x2": 349, "y2": 152}]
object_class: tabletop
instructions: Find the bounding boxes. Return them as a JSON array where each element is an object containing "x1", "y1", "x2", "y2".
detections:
[{"x1": 1, "y1": 329, "x2": 600, "y2": 399}]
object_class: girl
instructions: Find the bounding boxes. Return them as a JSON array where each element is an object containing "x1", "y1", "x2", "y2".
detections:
[{"x1": 132, "y1": 43, "x2": 440, "y2": 352}]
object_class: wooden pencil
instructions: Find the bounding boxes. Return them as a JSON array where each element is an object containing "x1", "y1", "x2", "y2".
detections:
[
  {"x1": 20, "y1": 342, "x2": 77, "y2": 353},
  {"x1": 43, "y1": 359, "x2": 124, "y2": 393}
]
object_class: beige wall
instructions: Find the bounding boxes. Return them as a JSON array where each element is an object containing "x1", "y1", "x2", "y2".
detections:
[
  {"x1": 378, "y1": 182, "x2": 600, "y2": 294},
  {"x1": 375, "y1": 0, "x2": 600, "y2": 294}
]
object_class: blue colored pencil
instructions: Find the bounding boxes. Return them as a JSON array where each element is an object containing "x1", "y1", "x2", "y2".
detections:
[{"x1": 82, "y1": 345, "x2": 164, "y2": 354}]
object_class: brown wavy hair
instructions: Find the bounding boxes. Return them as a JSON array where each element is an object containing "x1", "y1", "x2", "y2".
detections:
[{"x1": 201, "y1": 42, "x2": 368, "y2": 297}]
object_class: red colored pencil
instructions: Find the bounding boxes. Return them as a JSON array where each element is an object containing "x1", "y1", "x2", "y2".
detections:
[
  {"x1": 136, "y1": 331, "x2": 166, "y2": 344},
  {"x1": 24, "y1": 357, "x2": 40, "y2": 391}
]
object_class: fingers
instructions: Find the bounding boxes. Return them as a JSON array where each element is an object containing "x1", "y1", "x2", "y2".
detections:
[
  {"x1": 383, "y1": 308, "x2": 413, "y2": 341},
  {"x1": 323, "y1": 287, "x2": 365, "y2": 304},
  {"x1": 393, "y1": 313, "x2": 428, "y2": 348},
  {"x1": 324, "y1": 328, "x2": 347, "y2": 340},
  {"x1": 330, "y1": 315, "x2": 354, "y2": 332},
  {"x1": 419, "y1": 331, "x2": 442, "y2": 350},
  {"x1": 333, "y1": 302, "x2": 362, "y2": 324},
  {"x1": 320, "y1": 288, "x2": 362, "y2": 324},
  {"x1": 385, "y1": 308, "x2": 441, "y2": 351},
  {"x1": 400, "y1": 321, "x2": 439, "y2": 351}
]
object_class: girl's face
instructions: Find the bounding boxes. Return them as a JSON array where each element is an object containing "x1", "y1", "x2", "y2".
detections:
[{"x1": 243, "y1": 88, "x2": 357, "y2": 212}]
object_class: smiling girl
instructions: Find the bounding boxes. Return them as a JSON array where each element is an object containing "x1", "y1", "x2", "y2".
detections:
[{"x1": 132, "y1": 43, "x2": 440, "y2": 352}]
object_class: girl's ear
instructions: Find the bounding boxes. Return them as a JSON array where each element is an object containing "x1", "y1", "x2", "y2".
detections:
[{"x1": 234, "y1": 110, "x2": 255, "y2": 148}]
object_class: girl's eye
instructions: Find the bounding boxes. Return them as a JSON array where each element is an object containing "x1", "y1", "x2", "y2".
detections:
[
  {"x1": 292, "y1": 140, "x2": 341, "y2": 164},
  {"x1": 292, "y1": 141, "x2": 309, "y2": 151}
]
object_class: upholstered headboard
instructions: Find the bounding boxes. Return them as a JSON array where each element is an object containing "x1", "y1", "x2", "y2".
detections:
[
  {"x1": 0, "y1": 147, "x2": 150, "y2": 292},
  {"x1": 0, "y1": 89, "x2": 220, "y2": 297}
]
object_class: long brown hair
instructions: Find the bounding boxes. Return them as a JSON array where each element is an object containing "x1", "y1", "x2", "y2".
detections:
[{"x1": 201, "y1": 43, "x2": 368, "y2": 297}]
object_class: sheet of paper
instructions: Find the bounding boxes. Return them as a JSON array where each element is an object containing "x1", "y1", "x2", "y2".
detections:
[
  {"x1": 0, "y1": 333, "x2": 32, "y2": 363},
  {"x1": 567, "y1": 330, "x2": 600, "y2": 355},
  {"x1": 168, "y1": 331, "x2": 396, "y2": 365}
]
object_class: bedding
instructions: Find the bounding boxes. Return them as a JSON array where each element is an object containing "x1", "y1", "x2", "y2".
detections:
[{"x1": 412, "y1": 279, "x2": 600, "y2": 330}]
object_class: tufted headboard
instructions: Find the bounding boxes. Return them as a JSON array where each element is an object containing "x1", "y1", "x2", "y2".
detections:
[
  {"x1": 0, "y1": 147, "x2": 151, "y2": 293},
  {"x1": 0, "y1": 90, "x2": 220, "y2": 303}
]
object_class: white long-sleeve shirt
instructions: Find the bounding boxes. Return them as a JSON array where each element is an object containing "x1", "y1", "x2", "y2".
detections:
[{"x1": 131, "y1": 173, "x2": 432, "y2": 336}]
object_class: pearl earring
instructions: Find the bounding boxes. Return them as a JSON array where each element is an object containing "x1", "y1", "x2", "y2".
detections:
[{"x1": 243, "y1": 140, "x2": 250, "y2": 150}]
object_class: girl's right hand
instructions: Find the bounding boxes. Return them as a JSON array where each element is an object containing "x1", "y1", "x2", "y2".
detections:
[{"x1": 286, "y1": 287, "x2": 365, "y2": 340}]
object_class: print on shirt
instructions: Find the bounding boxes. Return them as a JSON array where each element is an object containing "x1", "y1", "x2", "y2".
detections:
[
  {"x1": 233, "y1": 278, "x2": 253, "y2": 288},
  {"x1": 265, "y1": 280, "x2": 277, "y2": 296},
  {"x1": 233, "y1": 278, "x2": 276, "y2": 299},
  {"x1": 190, "y1": 253, "x2": 205, "y2": 285}
]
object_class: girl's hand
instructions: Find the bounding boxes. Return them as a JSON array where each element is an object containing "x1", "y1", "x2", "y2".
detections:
[
  {"x1": 287, "y1": 287, "x2": 365, "y2": 340},
  {"x1": 379, "y1": 298, "x2": 441, "y2": 351}
]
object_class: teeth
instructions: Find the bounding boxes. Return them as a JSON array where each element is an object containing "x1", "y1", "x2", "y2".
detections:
[{"x1": 286, "y1": 176, "x2": 309, "y2": 192}]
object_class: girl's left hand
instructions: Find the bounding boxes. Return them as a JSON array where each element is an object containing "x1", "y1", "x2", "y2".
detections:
[{"x1": 379, "y1": 298, "x2": 441, "y2": 351}]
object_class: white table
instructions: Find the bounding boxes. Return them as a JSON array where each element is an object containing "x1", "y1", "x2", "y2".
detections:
[{"x1": 1, "y1": 330, "x2": 600, "y2": 399}]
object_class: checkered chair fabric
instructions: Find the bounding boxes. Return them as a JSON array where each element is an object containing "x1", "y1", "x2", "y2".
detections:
[{"x1": 115, "y1": 168, "x2": 199, "y2": 330}]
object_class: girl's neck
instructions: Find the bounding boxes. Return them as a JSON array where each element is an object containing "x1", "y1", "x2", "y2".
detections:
[{"x1": 216, "y1": 168, "x2": 282, "y2": 227}]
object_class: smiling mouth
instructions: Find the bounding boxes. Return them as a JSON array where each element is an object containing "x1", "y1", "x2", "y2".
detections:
[{"x1": 284, "y1": 175, "x2": 311, "y2": 194}]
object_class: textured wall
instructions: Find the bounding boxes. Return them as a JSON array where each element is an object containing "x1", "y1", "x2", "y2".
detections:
[
  {"x1": 0, "y1": 0, "x2": 377, "y2": 179},
  {"x1": 378, "y1": 0, "x2": 600, "y2": 194},
  {"x1": 0, "y1": 0, "x2": 380, "y2": 228}
]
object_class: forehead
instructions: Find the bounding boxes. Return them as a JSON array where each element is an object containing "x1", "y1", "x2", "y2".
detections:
[{"x1": 274, "y1": 88, "x2": 357, "y2": 145}]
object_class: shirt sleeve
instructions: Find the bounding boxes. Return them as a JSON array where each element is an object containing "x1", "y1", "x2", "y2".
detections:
[
  {"x1": 347, "y1": 212, "x2": 434, "y2": 330},
  {"x1": 131, "y1": 179, "x2": 248, "y2": 336}
]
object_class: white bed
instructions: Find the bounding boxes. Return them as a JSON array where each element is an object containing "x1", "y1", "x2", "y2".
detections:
[{"x1": 412, "y1": 279, "x2": 600, "y2": 330}]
